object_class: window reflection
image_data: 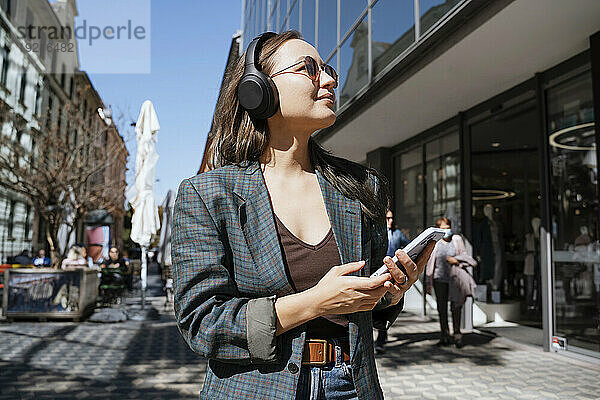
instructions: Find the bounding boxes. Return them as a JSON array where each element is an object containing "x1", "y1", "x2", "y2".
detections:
[
  {"x1": 301, "y1": 0, "x2": 316, "y2": 47},
  {"x1": 394, "y1": 148, "x2": 424, "y2": 241},
  {"x1": 317, "y1": 0, "x2": 337, "y2": 60},
  {"x1": 419, "y1": 0, "x2": 461, "y2": 35},
  {"x1": 339, "y1": 20, "x2": 368, "y2": 107},
  {"x1": 371, "y1": 0, "x2": 415, "y2": 76},
  {"x1": 289, "y1": 0, "x2": 299, "y2": 32},
  {"x1": 426, "y1": 132, "x2": 461, "y2": 232},
  {"x1": 341, "y1": 0, "x2": 367, "y2": 39}
]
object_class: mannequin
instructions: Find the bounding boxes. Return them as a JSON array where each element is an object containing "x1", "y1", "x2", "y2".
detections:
[
  {"x1": 484, "y1": 204, "x2": 504, "y2": 291},
  {"x1": 524, "y1": 217, "x2": 541, "y2": 311},
  {"x1": 472, "y1": 204, "x2": 494, "y2": 284}
]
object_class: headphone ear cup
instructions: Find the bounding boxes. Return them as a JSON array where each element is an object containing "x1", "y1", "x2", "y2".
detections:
[{"x1": 238, "y1": 71, "x2": 279, "y2": 120}]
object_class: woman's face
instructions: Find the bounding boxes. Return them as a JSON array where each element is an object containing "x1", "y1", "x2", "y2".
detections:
[
  {"x1": 269, "y1": 39, "x2": 337, "y2": 132},
  {"x1": 109, "y1": 248, "x2": 119, "y2": 260},
  {"x1": 438, "y1": 222, "x2": 451, "y2": 230}
]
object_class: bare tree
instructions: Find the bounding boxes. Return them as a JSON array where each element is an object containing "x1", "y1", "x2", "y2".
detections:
[{"x1": 0, "y1": 83, "x2": 127, "y2": 265}]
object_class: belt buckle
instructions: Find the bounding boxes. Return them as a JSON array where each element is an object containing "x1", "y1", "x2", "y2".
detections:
[{"x1": 308, "y1": 339, "x2": 329, "y2": 366}]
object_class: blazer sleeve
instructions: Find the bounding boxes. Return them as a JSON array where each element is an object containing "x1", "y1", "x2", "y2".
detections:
[
  {"x1": 368, "y1": 173, "x2": 404, "y2": 330},
  {"x1": 172, "y1": 179, "x2": 278, "y2": 365}
]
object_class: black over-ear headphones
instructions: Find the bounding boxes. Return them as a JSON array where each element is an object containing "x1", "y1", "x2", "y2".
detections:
[{"x1": 237, "y1": 32, "x2": 280, "y2": 120}]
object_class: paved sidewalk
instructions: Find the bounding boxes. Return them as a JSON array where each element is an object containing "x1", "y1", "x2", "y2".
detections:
[
  {"x1": 1, "y1": 291, "x2": 600, "y2": 398},
  {"x1": 376, "y1": 314, "x2": 600, "y2": 399}
]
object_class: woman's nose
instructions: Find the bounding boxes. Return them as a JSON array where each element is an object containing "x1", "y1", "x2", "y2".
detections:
[{"x1": 320, "y1": 68, "x2": 336, "y2": 89}]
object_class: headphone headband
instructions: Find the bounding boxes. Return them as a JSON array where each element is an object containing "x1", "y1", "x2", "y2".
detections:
[
  {"x1": 238, "y1": 32, "x2": 280, "y2": 120},
  {"x1": 245, "y1": 31, "x2": 277, "y2": 70}
]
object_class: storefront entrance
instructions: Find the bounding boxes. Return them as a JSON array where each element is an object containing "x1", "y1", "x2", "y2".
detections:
[
  {"x1": 389, "y1": 50, "x2": 599, "y2": 358},
  {"x1": 546, "y1": 72, "x2": 599, "y2": 355},
  {"x1": 469, "y1": 96, "x2": 543, "y2": 330}
]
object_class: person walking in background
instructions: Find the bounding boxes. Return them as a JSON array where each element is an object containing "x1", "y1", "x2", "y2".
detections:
[
  {"x1": 32, "y1": 249, "x2": 51, "y2": 267},
  {"x1": 426, "y1": 217, "x2": 468, "y2": 348},
  {"x1": 375, "y1": 209, "x2": 410, "y2": 353}
]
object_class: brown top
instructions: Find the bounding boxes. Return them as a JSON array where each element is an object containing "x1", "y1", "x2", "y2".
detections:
[{"x1": 274, "y1": 213, "x2": 348, "y2": 338}]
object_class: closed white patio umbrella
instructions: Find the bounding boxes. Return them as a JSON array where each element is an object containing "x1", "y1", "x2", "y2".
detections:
[{"x1": 128, "y1": 100, "x2": 161, "y2": 309}]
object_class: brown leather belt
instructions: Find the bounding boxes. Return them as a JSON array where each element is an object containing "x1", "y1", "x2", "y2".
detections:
[{"x1": 302, "y1": 339, "x2": 351, "y2": 366}]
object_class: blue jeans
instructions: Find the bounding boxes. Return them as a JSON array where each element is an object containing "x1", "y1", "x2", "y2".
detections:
[{"x1": 295, "y1": 340, "x2": 358, "y2": 400}]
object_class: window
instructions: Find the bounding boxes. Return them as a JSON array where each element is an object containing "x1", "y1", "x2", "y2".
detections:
[
  {"x1": 0, "y1": 0, "x2": 13, "y2": 18},
  {"x1": 30, "y1": 137, "x2": 35, "y2": 170},
  {"x1": 301, "y1": 0, "x2": 316, "y2": 46},
  {"x1": 19, "y1": 67, "x2": 26, "y2": 104},
  {"x1": 24, "y1": 204, "x2": 31, "y2": 240},
  {"x1": 419, "y1": 0, "x2": 461, "y2": 36},
  {"x1": 34, "y1": 83, "x2": 41, "y2": 115},
  {"x1": 288, "y1": 0, "x2": 299, "y2": 32},
  {"x1": 339, "y1": 18, "x2": 369, "y2": 107},
  {"x1": 1, "y1": 45, "x2": 9, "y2": 87},
  {"x1": 371, "y1": 0, "x2": 415, "y2": 76},
  {"x1": 317, "y1": 0, "x2": 337, "y2": 60},
  {"x1": 394, "y1": 147, "x2": 424, "y2": 240},
  {"x1": 60, "y1": 63, "x2": 66, "y2": 89},
  {"x1": 7, "y1": 200, "x2": 16, "y2": 239},
  {"x1": 340, "y1": 0, "x2": 367, "y2": 39}
]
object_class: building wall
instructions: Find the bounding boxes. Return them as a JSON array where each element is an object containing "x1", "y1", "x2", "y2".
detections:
[{"x1": 0, "y1": 0, "x2": 128, "y2": 261}]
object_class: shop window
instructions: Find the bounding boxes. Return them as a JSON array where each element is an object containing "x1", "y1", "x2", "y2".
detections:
[
  {"x1": 425, "y1": 131, "x2": 460, "y2": 231},
  {"x1": 470, "y1": 97, "x2": 542, "y2": 327},
  {"x1": 546, "y1": 71, "x2": 599, "y2": 353},
  {"x1": 394, "y1": 147, "x2": 424, "y2": 241},
  {"x1": 371, "y1": 0, "x2": 415, "y2": 77}
]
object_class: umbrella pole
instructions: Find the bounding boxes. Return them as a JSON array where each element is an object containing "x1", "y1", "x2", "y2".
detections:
[{"x1": 141, "y1": 246, "x2": 147, "y2": 310}]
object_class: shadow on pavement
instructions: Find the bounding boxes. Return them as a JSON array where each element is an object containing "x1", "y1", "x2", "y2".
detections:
[{"x1": 376, "y1": 331, "x2": 510, "y2": 369}]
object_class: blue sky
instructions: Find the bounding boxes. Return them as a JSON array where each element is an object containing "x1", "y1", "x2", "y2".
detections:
[{"x1": 75, "y1": 0, "x2": 242, "y2": 203}]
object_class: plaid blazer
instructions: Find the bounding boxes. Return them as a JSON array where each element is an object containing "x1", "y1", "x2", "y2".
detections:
[{"x1": 172, "y1": 160, "x2": 402, "y2": 400}]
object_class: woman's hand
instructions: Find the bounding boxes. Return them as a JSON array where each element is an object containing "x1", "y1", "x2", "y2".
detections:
[
  {"x1": 380, "y1": 241, "x2": 437, "y2": 306},
  {"x1": 310, "y1": 261, "x2": 392, "y2": 316},
  {"x1": 446, "y1": 256, "x2": 458, "y2": 265}
]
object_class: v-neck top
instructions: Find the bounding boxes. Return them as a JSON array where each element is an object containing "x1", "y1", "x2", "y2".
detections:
[{"x1": 273, "y1": 213, "x2": 349, "y2": 338}]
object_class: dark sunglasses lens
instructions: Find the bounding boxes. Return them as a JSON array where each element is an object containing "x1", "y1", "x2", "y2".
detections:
[
  {"x1": 305, "y1": 56, "x2": 318, "y2": 79},
  {"x1": 324, "y1": 65, "x2": 338, "y2": 88}
]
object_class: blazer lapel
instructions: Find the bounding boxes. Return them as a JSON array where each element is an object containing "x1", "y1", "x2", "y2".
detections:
[
  {"x1": 315, "y1": 169, "x2": 362, "y2": 274},
  {"x1": 233, "y1": 161, "x2": 295, "y2": 296}
]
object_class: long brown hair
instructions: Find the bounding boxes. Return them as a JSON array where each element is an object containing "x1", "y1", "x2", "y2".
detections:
[{"x1": 208, "y1": 30, "x2": 389, "y2": 222}]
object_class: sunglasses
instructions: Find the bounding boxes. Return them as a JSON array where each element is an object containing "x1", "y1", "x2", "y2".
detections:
[{"x1": 270, "y1": 55, "x2": 338, "y2": 89}]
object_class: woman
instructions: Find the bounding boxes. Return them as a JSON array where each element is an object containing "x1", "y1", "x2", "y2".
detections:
[
  {"x1": 172, "y1": 31, "x2": 434, "y2": 400},
  {"x1": 426, "y1": 217, "x2": 468, "y2": 348},
  {"x1": 60, "y1": 246, "x2": 88, "y2": 269},
  {"x1": 102, "y1": 247, "x2": 128, "y2": 273}
]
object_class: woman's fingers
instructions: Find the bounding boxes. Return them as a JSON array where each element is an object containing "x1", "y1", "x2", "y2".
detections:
[
  {"x1": 383, "y1": 256, "x2": 407, "y2": 285},
  {"x1": 395, "y1": 250, "x2": 418, "y2": 284},
  {"x1": 335, "y1": 260, "x2": 365, "y2": 276}
]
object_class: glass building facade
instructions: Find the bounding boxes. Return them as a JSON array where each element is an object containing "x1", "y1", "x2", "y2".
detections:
[
  {"x1": 240, "y1": 1, "x2": 600, "y2": 358},
  {"x1": 242, "y1": 0, "x2": 465, "y2": 109}
]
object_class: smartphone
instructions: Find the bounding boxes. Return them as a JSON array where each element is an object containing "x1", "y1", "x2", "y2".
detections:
[{"x1": 370, "y1": 227, "x2": 446, "y2": 278}]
